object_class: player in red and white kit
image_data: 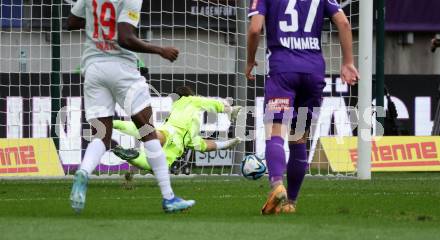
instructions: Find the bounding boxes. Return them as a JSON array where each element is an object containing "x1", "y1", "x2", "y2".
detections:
[{"x1": 67, "y1": 0, "x2": 195, "y2": 213}]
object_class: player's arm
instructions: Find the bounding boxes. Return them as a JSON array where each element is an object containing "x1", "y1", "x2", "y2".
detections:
[
  {"x1": 66, "y1": 15, "x2": 85, "y2": 30},
  {"x1": 201, "y1": 138, "x2": 241, "y2": 152},
  {"x1": 190, "y1": 96, "x2": 225, "y2": 113},
  {"x1": 117, "y1": 24, "x2": 178, "y2": 62},
  {"x1": 190, "y1": 96, "x2": 242, "y2": 122},
  {"x1": 332, "y1": 11, "x2": 359, "y2": 85},
  {"x1": 66, "y1": 0, "x2": 85, "y2": 31},
  {"x1": 246, "y1": 15, "x2": 264, "y2": 81},
  {"x1": 117, "y1": 0, "x2": 178, "y2": 62}
]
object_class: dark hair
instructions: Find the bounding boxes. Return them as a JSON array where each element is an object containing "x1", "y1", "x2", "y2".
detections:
[{"x1": 173, "y1": 86, "x2": 194, "y2": 98}]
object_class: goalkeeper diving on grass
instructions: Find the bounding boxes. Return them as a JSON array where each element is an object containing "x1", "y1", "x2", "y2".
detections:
[{"x1": 112, "y1": 86, "x2": 242, "y2": 171}]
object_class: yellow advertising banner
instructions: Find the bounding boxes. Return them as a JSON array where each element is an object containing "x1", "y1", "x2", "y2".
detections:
[
  {"x1": 0, "y1": 138, "x2": 64, "y2": 177},
  {"x1": 319, "y1": 136, "x2": 440, "y2": 172}
]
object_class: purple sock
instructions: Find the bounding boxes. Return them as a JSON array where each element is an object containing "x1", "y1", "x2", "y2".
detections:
[
  {"x1": 287, "y1": 143, "x2": 308, "y2": 201},
  {"x1": 265, "y1": 136, "x2": 286, "y2": 186}
]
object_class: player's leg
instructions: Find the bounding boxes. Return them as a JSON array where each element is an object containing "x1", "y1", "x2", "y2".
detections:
[
  {"x1": 113, "y1": 120, "x2": 167, "y2": 145},
  {"x1": 116, "y1": 65, "x2": 194, "y2": 212},
  {"x1": 131, "y1": 106, "x2": 171, "y2": 190},
  {"x1": 71, "y1": 117, "x2": 113, "y2": 213},
  {"x1": 282, "y1": 129, "x2": 308, "y2": 214},
  {"x1": 112, "y1": 129, "x2": 171, "y2": 172},
  {"x1": 112, "y1": 120, "x2": 166, "y2": 159},
  {"x1": 112, "y1": 121, "x2": 165, "y2": 171},
  {"x1": 80, "y1": 117, "x2": 113, "y2": 173},
  {"x1": 283, "y1": 73, "x2": 326, "y2": 213},
  {"x1": 113, "y1": 146, "x2": 151, "y2": 171},
  {"x1": 131, "y1": 107, "x2": 195, "y2": 212},
  {"x1": 261, "y1": 122, "x2": 289, "y2": 215},
  {"x1": 112, "y1": 126, "x2": 169, "y2": 171},
  {"x1": 261, "y1": 73, "x2": 298, "y2": 215},
  {"x1": 113, "y1": 120, "x2": 141, "y2": 139},
  {"x1": 70, "y1": 63, "x2": 115, "y2": 213}
]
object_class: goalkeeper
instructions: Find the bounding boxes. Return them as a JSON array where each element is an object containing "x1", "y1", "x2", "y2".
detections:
[{"x1": 112, "y1": 86, "x2": 242, "y2": 171}]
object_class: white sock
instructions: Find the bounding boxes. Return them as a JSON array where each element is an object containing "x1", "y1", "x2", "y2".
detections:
[
  {"x1": 80, "y1": 138, "x2": 106, "y2": 175},
  {"x1": 144, "y1": 139, "x2": 175, "y2": 200},
  {"x1": 215, "y1": 138, "x2": 240, "y2": 150}
]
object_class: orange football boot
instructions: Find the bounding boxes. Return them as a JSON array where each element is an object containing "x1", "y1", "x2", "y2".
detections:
[
  {"x1": 261, "y1": 184, "x2": 287, "y2": 215},
  {"x1": 280, "y1": 200, "x2": 296, "y2": 214}
]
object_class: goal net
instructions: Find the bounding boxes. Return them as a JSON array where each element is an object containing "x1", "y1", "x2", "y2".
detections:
[{"x1": 0, "y1": 0, "x2": 364, "y2": 178}]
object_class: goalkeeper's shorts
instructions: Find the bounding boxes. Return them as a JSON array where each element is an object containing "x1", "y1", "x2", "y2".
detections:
[{"x1": 158, "y1": 124, "x2": 208, "y2": 165}]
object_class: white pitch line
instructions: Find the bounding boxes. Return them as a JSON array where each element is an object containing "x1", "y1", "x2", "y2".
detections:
[{"x1": 0, "y1": 194, "x2": 262, "y2": 202}]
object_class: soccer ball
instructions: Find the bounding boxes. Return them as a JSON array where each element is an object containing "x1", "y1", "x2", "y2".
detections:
[{"x1": 241, "y1": 154, "x2": 267, "y2": 180}]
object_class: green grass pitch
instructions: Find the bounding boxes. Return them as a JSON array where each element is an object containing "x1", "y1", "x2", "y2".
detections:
[{"x1": 1, "y1": 173, "x2": 439, "y2": 240}]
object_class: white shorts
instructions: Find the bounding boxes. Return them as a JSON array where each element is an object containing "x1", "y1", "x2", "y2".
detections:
[{"x1": 83, "y1": 61, "x2": 151, "y2": 121}]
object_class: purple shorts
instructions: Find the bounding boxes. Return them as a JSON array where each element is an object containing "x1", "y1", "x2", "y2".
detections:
[{"x1": 264, "y1": 72, "x2": 326, "y2": 129}]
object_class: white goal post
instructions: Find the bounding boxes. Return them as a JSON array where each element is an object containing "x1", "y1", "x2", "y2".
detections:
[{"x1": 357, "y1": 0, "x2": 373, "y2": 180}]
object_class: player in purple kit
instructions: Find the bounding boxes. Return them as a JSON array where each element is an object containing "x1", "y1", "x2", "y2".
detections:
[{"x1": 246, "y1": 0, "x2": 359, "y2": 214}]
